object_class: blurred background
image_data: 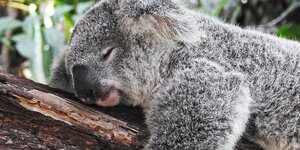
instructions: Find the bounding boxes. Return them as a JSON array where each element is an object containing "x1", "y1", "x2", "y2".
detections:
[{"x1": 0, "y1": 0, "x2": 300, "y2": 84}]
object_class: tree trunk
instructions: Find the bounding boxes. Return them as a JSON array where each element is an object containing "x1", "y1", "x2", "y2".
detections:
[{"x1": 0, "y1": 71, "x2": 148, "y2": 149}]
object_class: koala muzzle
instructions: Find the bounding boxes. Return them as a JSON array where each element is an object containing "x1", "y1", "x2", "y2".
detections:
[{"x1": 72, "y1": 65, "x2": 103, "y2": 102}]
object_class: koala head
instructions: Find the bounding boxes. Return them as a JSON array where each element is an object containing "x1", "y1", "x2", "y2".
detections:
[{"x1": 65, "y1": 0, "x2": 195, "y2": 108}]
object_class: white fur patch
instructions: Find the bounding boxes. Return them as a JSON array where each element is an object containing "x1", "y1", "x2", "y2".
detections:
[{"x1": 218, "y1": 86, "x2": 253, "y2": 150}]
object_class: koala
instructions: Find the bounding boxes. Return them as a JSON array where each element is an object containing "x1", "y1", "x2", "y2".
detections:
[{"x1": 49, "y1": 0, "x2": 300, "y2": 149}]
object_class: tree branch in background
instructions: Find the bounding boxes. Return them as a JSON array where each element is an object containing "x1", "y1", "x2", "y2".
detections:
[
  {"x1": 263, "y1": 1, "x2": 300, "y2": 27},
  {"x1": 1, "y1": 7, "x2": 17, "y2": 71}
]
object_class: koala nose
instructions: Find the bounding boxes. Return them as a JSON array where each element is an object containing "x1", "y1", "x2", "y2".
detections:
[{"x1": 72, "y1": 65, "x2": 103, "y2": 99}]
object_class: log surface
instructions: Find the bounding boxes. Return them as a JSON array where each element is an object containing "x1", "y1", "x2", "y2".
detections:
[
  {"x1": 0, "y1": 71, "x2": 148, "y2": 149},
  {"x1": 0, "y1": 71, "x2": 262, "y2": 149}
]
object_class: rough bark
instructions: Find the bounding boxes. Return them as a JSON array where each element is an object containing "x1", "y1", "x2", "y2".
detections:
[
  {"x1": 0, "y1": 71, "x2": 262, "y2": 149},
  {"x1": 0, "y1": 71, "x2": 148, "y2": 149}
]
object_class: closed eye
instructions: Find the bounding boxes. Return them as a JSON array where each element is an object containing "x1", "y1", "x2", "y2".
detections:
[{"x1": 101, "y1": 46, "x2": 116, "y2": 61}]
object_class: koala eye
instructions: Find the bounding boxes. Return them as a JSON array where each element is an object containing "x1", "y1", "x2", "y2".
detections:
[{"x1": 101, "y1": 46, "x2": 116, "y2": 61}]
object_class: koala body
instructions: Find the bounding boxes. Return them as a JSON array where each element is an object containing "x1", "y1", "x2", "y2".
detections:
[{"x1": 49, "y1": 0, "x2": 300, "y2": 149}]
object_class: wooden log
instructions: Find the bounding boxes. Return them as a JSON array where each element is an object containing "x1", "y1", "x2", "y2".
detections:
[
  {"x1": 0, "y1": 71, "x2": 262, "y2": 149},
  {"x1": 0, "y1": 71, "x2": 148, "y2": 149}
]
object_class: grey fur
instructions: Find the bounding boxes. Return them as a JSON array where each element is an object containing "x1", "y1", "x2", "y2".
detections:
[{"x1": 49, "y1": 0, "x2": 300, "y2": 149}]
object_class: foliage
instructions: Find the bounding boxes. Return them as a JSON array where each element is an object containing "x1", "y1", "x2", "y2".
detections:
[
  {"x1": 192, "y1": 0, "x2": 300, "y2": 39},
  {"x1": 277, "y1": 23, "x2": 300, "y2": 40},
  {"x1": 0, "y1": 0, "x2": 95, "y2": 83}
]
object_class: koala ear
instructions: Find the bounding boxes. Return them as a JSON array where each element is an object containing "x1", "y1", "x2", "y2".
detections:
[
  {"x1": 116, "y1": 0, "x2": 184, "y2": 43},
  {"x1": 115, "y1": 0, "x2": 203, "y2": 44}
]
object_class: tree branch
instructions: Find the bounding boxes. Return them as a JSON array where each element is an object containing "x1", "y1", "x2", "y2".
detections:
[
  {"x1": 0, "y1": 71, "x2": 148, "y2": 149},
  {"x1": 262, "y1": 1, "x2": 300, "y2": 27}
]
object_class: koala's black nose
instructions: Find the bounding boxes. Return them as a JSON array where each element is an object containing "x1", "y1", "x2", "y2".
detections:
[{"x1": 72, "y1": 65, "x2": 103, "y2": 99}]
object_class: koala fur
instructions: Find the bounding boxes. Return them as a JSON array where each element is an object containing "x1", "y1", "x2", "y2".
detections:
[{"x1": 49, "y1": 0, "x2": 300, "y2": 149}]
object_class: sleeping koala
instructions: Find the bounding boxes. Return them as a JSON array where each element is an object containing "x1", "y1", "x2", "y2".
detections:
[{"x1": 49, "y1": 0, "x2": 300, "y2": 149}]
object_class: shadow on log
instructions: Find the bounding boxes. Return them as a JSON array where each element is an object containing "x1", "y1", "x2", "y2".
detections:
[{"x1": 0, "y1": 71, "x2": 262, "y2": 149}]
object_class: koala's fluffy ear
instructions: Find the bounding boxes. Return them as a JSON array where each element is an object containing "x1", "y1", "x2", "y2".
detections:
[{"x1": 115, "y1": 0, "x2": 199, "y2": 44}]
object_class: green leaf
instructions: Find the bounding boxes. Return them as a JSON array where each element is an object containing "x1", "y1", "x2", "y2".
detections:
[
  {"x1": 215, "y1": 0, "x2": 228, "y2": 16},
  {"x1": 72, "y1": 14, "x2": 82, "y2": 24},
  {"x1": 198, "y1": 0, "x2": 214, "y2": 15},
  {"x1": 76, "y1": 2, "x2": 94, "y2": 15},
  {"x1": 1, "y1": 37, "x2": 11, "y2": 47},
  {"x1": 12, "y1": 34, "x2": 35, "y2": 59},
  {"x1": 42, "y1": 46, "x2": 53, "y2": 80},
  {"x1": 64, "y1": 13, "x2": 74, "y2": 43},
  {"x1": 0, "y1": 17, "x2": 22, "y2": 33},
  {"x1": 31, "y1": 16, "x2": 47, "y2": 84},
  {"x1": 44, "y1": 27, "x2": 65, "y2": 57},
  {"x1": 229, "y1": 6, "x2": 241, "y2": 24},
  {"x1": 277, "y1": 24, "x2": 300, "y2": 41},
  {"x1": 54, "y1": 5, "x2": 73, "y2": 17},
  {"x1": 22, "y1": 16, "x2": 35, "y2": 34}
]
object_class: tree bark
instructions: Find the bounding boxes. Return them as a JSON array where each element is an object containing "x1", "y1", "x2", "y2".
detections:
[
  {"x1": 0, "y1": 71, "x2": 262, "y2": 149},
  {"x1": 0, "y1": 71, "x2": 148, "y2": 149}
]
